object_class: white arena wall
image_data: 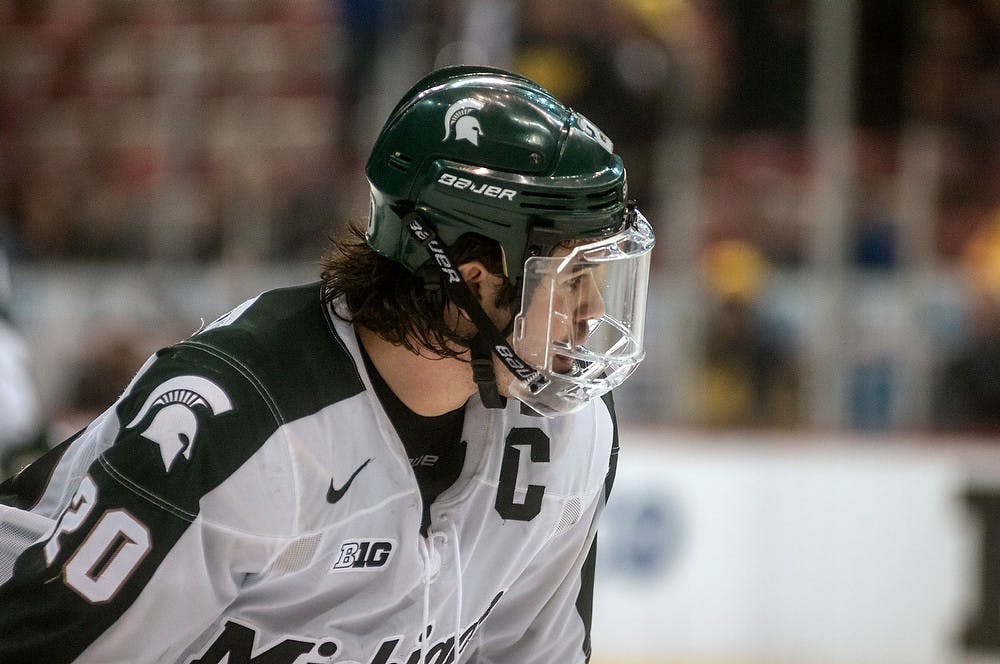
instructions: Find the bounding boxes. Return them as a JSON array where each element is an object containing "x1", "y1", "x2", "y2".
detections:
[{"x1": 590, "y1": 429, "x2": 1000, "y2": 664}]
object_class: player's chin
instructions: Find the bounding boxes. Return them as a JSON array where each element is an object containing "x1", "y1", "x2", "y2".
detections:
[{"x1": 552, "y1": 354, "x2": 575, "y2": 374}]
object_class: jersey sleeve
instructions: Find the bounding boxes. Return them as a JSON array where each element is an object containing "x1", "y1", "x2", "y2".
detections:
[
  {"x1": 0, "y1": 342, "x2": 295, "y2": 663},
  {"x1": 470, "y1": 392, "x2": 620, "y2": 663}
]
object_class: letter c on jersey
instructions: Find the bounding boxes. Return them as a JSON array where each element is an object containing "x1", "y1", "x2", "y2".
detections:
[{"x1": 495, "y1": 428, "x2": 550, "y2": 521}]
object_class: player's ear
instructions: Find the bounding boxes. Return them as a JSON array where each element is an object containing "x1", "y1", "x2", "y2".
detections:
[{"x1": 458, "y1": 261, "x2": 499, "y2": 303}]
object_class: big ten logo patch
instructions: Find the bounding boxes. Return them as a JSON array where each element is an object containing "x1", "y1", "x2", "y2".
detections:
[{"x1": 330, "y1": 539, "x2": 395, "y2": 573}]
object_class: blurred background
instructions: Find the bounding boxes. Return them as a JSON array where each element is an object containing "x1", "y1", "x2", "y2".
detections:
[{"x1": 0, "y1": 1, "x2": 998, "y2": 663}]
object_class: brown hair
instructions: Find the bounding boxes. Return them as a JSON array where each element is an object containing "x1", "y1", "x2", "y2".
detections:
[{"x1": 320, "y1": 224, "x2": 516, "y2": 358}]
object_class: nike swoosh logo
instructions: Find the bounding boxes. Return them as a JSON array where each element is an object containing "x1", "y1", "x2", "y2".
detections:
[{"x1": 326, "y1": 458, "x2": 373, "y2": 504}]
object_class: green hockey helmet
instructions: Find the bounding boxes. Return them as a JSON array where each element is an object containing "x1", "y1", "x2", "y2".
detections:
[
  {"x1": 365, "y1": 66, "x2": 655, "y2": 416},
  {"x1": 365, "y1": 65, "x2": 628, "y2": 286}
]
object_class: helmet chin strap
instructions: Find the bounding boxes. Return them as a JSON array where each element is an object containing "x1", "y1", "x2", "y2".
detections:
[
  {"x1": 402, "y1": 212, "x2": 549, "y2": 409},
  {"x1": 469, "y1": 333, "x2": 505, "y2": 409}
]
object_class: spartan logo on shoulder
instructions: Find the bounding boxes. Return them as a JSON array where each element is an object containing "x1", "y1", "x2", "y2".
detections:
[
  {"x1": 125, "y1": 375, "x2": 233, "y2": 471},
  {"x1": 443, "y1": 98, "x2": 485, "y2": 146}
]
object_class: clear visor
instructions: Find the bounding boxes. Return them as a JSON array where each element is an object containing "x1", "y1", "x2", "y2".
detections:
[{"x1": 509, "y1": 209, "x2": 655, "y2": 416}]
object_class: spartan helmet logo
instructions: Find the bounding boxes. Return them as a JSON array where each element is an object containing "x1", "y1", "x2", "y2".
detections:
[
  {"x1": 125, "y1": 376, "x2": 233, "y2": 471},
  {"x1": 443, "y1": 98, "x2": 485, "y2": 146}
]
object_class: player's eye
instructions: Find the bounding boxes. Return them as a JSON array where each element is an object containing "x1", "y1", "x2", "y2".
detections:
[{"x1": 564, "y1": 274, "x2": 586, "y2": 291}]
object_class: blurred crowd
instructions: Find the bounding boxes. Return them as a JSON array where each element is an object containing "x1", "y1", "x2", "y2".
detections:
[{"x1": 1, "y1": 0, "x2": 999, "y2": 474}]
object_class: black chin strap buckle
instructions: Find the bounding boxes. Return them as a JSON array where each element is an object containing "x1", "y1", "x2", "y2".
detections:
[{"x1": 471, "y1": 341, "x2": 506, "y2": 409}]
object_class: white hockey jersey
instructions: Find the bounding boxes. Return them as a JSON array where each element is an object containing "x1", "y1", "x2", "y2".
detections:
[{"x1": 0, "y1": 283, "x2": 619, "y2": 663}]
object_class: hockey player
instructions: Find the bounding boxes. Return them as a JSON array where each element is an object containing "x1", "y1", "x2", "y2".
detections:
[{"x1": 0, "y1": 66, "x2": 654, "y2": 663}]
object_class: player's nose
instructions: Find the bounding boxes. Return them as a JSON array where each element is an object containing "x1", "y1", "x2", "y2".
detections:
[{"x1": 574, "y1": 275, "x2": 605, "y2": 326}]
